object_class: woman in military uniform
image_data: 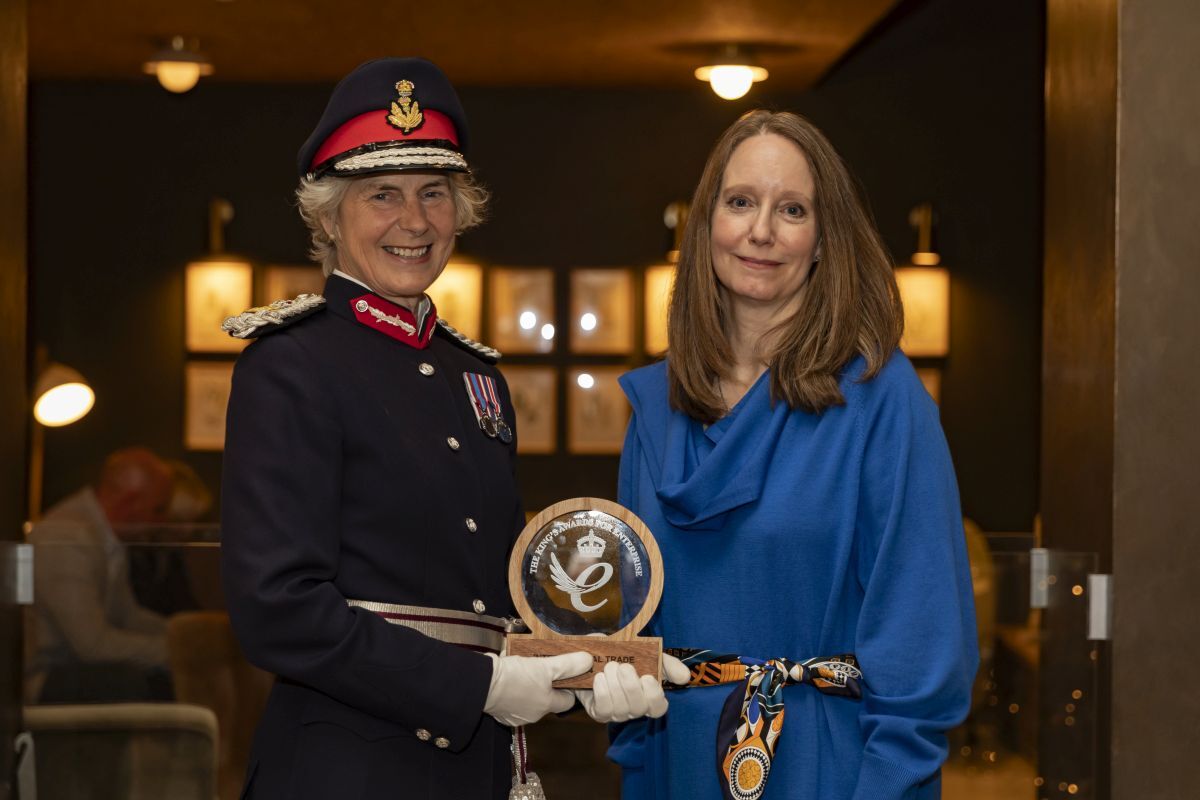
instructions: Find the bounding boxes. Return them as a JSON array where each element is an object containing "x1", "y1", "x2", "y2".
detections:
[{"x1": 220, "y1": 58, "x2": 600, "y2": 800}]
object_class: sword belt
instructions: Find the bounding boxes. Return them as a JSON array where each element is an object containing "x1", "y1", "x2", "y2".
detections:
[{"x1": 347, "y1": 599, "x2": 515, "y2": 654}]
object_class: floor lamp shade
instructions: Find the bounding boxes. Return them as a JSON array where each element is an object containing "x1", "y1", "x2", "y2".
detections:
[{"x1": 33, "y1": 363, "x2": 95, "y2": 427}]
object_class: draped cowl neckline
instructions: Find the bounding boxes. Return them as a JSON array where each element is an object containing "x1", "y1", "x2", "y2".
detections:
[{"x1": 620, "y1": 364, "x2": 791, "y2": 531}]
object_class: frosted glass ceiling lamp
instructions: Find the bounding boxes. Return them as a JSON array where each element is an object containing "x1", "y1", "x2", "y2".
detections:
[
  {"x1": 144, "y1": 36, "x2": 214, "y2": 93},
  {"x1": 695, "y1": 46, "x2": 768, "y2": 100}
]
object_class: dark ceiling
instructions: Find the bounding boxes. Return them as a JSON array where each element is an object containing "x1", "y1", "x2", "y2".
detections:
[{"x1": 30, "y1": 0, "x2": 901, "y2": 89}]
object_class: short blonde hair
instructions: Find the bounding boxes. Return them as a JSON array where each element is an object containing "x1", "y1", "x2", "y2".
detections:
[{"x1": 296, "y1": 171, "x2": 489, "y2": 276}]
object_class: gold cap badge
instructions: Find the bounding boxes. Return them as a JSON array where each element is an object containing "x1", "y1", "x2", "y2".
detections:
[{"x1": 387, "y1": 79, "x2": 424, "y2": 133}]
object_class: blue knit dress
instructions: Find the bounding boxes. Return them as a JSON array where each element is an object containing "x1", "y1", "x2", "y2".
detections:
[{"x1": 609, "y1": 353, "x2": 978, "y2": 800}]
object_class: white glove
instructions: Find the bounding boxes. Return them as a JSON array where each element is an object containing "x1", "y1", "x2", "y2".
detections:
[
  {"x1": 661, "y1": 653, "x2": 691, "y2": 686},
  {"x1": 483, "y1": 651, "x2": 593, "y2": 727},
  {"x1": 575, "y1": 654, "x2": 691, "y2": 723}
]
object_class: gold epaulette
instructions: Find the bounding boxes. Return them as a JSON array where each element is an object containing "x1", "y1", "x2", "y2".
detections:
[
  {"x1": 435, "y1": 319, "x2": 501, "y2": 363},
  {"x1": 221, "y1": 293, "x2": 327, "y2": 339}
]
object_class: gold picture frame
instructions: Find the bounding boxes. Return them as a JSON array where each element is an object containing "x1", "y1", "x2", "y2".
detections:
[
  {"x1": 501, "y1": 366, "x2": 557, "y2": 454},
  {"x1": 569, "y1": 268, "x2": 634, "y2": 354},
  {"x1": 184, "y1": 361, "x2": 236, "y2": 450},
  {"x1": 185, "y1": 260, "x2": 253, "y2": 352},
  {"x1": 566, "y1": 366, "x2": 630, "y2": 455},
  {"x1": 428, "y1": 260, "x2": 484, "y2": 341},
  {"x1": 489, "y1": 268, "x2": 556, "y2": 354}
]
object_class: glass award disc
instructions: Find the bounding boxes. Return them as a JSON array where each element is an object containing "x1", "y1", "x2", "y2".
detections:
[{"x1": 509, "y1": 498, "x2": 663, "y2": 640}]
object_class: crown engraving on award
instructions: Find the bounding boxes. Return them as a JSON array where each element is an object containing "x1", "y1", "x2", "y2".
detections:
[{"x1": 576, "y1": 529, "x2": 606, "y2": 558}]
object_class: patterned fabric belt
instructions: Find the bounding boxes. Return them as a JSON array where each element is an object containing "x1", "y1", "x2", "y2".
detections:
[
  {"x1": 346, "y1": 599, "x2": 509, "y2": 654},
  {"x1": 666, "y1": 647, "x2": 864, "y2": 800}
]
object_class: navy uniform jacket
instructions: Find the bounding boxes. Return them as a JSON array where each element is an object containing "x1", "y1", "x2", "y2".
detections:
[{"x1": 221, "y1": 274, "x2": 520, "y2": 799}]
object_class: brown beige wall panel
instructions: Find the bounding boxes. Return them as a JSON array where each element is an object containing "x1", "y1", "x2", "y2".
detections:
[
  {"x1": 1041, "y1": 0, "x2": 1118, "y2": 559},
  {"x1": 1112, "y1": 0, "x2": 1200, "y2": 796},
  {"x1": 1042, "y1": 1, "x2": 1118, "y2": 796}
]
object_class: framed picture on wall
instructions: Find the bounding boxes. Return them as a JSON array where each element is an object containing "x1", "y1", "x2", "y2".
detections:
[
  {"x1": 643, "y1": 264, "x2": 675, "y2": 355},
  {"x1": 500, "y1": 366, "x2": 557, "y2": 454},
  {"x1": 184, "y1": 361, "x2": 235, "y2": 450},
  {"x1": 260, "y1": 264, "x2": 325, "y2": 304},
  {"x1": 185, "y1": 261, "x2": 252, "y2": 352},
  {"x1": 566, "y1": 366, "x2": 630, "y2": 454},
  {"x1": 428, "y1": 260, "x2": 484, "y2": 341},
  {"x1": 489, "y1": 268, "x2": 555, "y2": 354},
  {"x1": 569, "y1": 268, "x2": 634, "y2": 354}
]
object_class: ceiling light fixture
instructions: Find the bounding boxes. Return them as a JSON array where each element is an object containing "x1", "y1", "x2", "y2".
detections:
[
  {"x1": 143, "y1": 36, "x2": 214, "y2": 94},
  {"x1": 695, "y1": 46, "x2": 768, "y2": 100}
]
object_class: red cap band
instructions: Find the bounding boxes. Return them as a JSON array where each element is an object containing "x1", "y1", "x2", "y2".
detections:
[{"x1": 311, "y1": 109, "x2": 460, "y2": 171}]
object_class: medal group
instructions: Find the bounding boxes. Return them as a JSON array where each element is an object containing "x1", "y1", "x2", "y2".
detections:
[{"x1": 464, "y1": 372, "x2": 513, "y2": 443}]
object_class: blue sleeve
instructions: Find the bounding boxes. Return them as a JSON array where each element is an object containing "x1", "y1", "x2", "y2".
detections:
[
  {"x1": 617, "y1": 414, "x2": 639, "y2": 509},
  {"x1": 849, "y1": 370, "x2": 979, "y2": 800}
]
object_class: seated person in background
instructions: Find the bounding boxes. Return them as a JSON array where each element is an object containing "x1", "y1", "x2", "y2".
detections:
[{"x1": 27, "y1": 447, "x2": 175, "y2": 703}]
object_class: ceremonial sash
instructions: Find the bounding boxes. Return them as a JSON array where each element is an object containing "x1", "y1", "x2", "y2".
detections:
[{"x1": 666, "y1": 648, "x2": 863, "y2": 800}]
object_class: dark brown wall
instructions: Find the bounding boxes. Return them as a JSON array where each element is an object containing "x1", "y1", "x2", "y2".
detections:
[
  {"x1": 799, "y1": 0, "x2": 1045, "y2": 532},
  {"x1": 0, "y1": 0, "x2": 28, "y2": 794},
  {"x1": 29, "y1": 0, "x2": 1043, "y2": 531}
]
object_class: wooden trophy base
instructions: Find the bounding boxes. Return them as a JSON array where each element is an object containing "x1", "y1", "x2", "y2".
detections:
[{"x1": 505, "y1": 633, "x2": 663, "y2": 689}]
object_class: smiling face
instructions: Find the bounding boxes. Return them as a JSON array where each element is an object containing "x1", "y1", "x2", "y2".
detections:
[
  {"x1": 326, "y1": 171, "x2": 457, "y2": 307},
  {"x1": 710, "y1": 133, "x2": 821, "y2": 321}
]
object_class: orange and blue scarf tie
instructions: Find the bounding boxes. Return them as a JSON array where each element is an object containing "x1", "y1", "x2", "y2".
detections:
[{"x1": 666, "y1": 648, "x2": 863, "y2": 800}]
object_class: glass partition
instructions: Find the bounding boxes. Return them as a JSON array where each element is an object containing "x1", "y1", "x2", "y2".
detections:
[
  {"x1": 943, "y1": 546, "x2": 1101, "y2": 800},
  {"x1": 12, "y1": 529, "x2": 237, "y2": 800},
  {"x1": 5, "y1": 531, "x2": 1103, "y2": 800}
]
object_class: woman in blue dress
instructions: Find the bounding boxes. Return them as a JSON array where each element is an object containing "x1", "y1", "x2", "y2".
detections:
[{"x1": 607, "y1": 110, "x2": 978, "y2": 800}]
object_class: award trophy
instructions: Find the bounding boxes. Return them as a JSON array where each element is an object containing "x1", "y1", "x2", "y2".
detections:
[{"x1": 506, "y1": 497, "x2": 663, "y2": 689}]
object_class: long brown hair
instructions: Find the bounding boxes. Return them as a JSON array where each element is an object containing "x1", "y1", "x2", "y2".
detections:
[{"x1": 667, "y1": 110, "x2": 902, "y2": 422}]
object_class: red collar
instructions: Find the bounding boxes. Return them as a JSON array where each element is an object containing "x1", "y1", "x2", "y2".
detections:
[{"x1": 348, "y1": 293, "x2": 438, "y2": 349}]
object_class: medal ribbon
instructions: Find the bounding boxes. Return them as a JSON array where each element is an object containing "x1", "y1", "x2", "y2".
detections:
[
  {"x1": 463, "y1": 372, "x2": 502, "y2": 427},
  {"x1": 665, "y1": 648, "x2": 862, "y2": 800}
]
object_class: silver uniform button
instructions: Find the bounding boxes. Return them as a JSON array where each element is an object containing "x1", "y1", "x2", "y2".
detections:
[
  {"x1": 415, "y1": 728, "x2": 431, "y2": 741},
  {"x1": 473, "y1": 599, "x2": 486, "y2": 614},
  {"x1": 465, "y1": 517, "x2": 478, "y2": 533},
  {"x1": 447, "y1": 436, "x2": 460, "y2": 451},
  {"x1": 434, "y1": 737, "x2": 450, "y2": 749},
  {"x1": 418, "y1": 362, "x2": 435, "y2": 376},
  {"x1": 355, "y1": 300, "x2": 369, "y2": 313}
]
